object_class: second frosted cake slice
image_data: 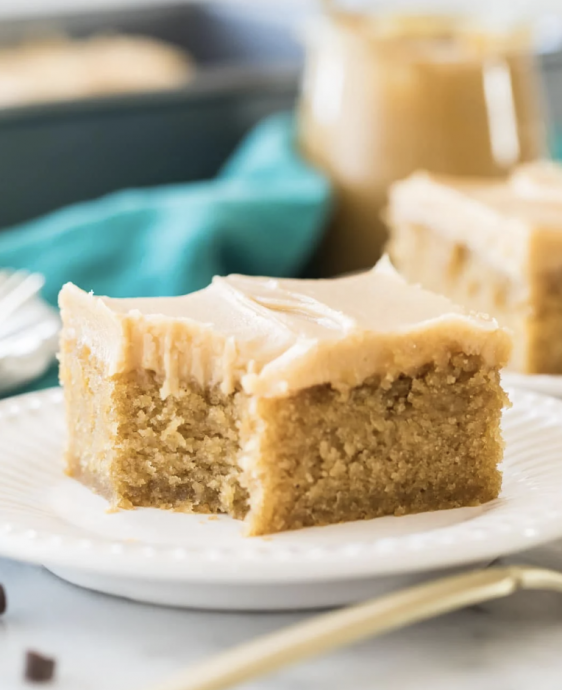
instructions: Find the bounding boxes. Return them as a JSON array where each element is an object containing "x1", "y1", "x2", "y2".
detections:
[{"x1": 388, "y1": 162, "x2": 562, "y2": 374}]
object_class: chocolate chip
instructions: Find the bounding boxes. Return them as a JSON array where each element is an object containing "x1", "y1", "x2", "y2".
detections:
[
  {"x1": 24, "y1": 651, "x2": 55, "y2": 683},
  {"x1": 0, "y1": 584, "x2": 5, "y2": 615}
]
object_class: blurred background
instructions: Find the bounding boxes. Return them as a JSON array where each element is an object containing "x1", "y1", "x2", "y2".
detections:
[
  {"x1": 0, "y1": 0, "x2": 306, "y2": 230},
  {"x1": 2, "y1": 0, "x2": 562, "y2": 393},
  {"x1": 0, "y1": 1, "x2": 560, "y2": 246},
  {"x1": 0, "y1": 0, "x2": 561, "y2": 245}
]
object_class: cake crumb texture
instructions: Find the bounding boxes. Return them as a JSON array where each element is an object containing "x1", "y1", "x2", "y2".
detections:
[
  {"x1": 61, "y1": 337, "x2": 506, "y2": 536},
  {"x1": 245, "y1": 353, "x2": 505, "y2": 535}
]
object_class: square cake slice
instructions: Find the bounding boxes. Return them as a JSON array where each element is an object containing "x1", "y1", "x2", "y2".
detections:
[
  {"x1": 59, "y1": 257, "x2": 511, "y2": 536},
  {"x1": 388, "y1": 161, "x2": 562, "y2": 374}
]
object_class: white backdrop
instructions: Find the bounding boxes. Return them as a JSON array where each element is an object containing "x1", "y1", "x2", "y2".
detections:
[
  {"x1": 2, "y1": 0, "x2": 562, "y2": 20},
  {"x1": 0, "y1": 0, "x2": 313, "y2": 19}
]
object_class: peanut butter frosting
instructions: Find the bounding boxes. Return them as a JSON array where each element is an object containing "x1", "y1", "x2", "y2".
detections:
[
  {"x1": 388, "y1": 163, "x2": 562, "y2": 278},
  {"x1": 59, "y1": 257, "x2": 511, "y2": 398}
]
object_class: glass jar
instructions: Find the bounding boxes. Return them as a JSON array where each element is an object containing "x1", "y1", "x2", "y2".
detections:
[{"x1": 298, "y1": 11, "x2": 548, "y2": 275}]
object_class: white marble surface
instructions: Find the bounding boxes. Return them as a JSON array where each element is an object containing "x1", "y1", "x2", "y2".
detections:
[{"x1": 3, "y1": 542, "x2": 562, "y2": 689}]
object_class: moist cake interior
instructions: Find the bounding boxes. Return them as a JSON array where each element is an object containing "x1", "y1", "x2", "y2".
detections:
[{"x1": 62, "y1": 344, "x2": 506, "y2": 536}]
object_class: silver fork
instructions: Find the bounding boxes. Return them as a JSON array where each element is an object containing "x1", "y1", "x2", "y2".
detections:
[{"x1": 0, "y1": 270, "x2": 46, "y2": 327}]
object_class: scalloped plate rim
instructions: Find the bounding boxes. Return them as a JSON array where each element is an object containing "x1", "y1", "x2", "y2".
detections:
[{"x1": 0, "y1": 386, "x2": 561, "y2": 584}]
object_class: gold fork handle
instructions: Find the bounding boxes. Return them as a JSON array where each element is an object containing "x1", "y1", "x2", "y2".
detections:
[{"x1": 147, "y1": 566, "x2": 562, "y2": 690}]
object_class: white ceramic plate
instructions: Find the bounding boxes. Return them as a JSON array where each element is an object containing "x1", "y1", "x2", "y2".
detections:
[
  {"x1": 502, "y1": 371, "x2": 562, "y2": 400},
  {"x1": 0, "y1": 387, "x2": 562, "y2": 610}
]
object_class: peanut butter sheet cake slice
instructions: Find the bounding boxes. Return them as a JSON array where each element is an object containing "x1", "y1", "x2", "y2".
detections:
[{"x1": 59, "y1": 257, "x2": 511, "y2": 536}]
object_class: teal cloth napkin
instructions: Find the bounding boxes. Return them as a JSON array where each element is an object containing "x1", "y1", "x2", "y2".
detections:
[
  {"x1": 0, "y1": 112, "x2": 332, "y2": 396},
  {"x1": 0, "y1": 113, "x2": 331, "y2": 307}
]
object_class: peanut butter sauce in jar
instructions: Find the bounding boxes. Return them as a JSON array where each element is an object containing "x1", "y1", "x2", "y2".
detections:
[{"x1": 298, "y1": 11, "x2": 547, "y2": 275}]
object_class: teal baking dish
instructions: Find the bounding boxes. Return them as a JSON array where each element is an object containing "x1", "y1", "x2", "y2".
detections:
[{"x1": 0, "y1": 2, "x2": 302, "y2": 229}]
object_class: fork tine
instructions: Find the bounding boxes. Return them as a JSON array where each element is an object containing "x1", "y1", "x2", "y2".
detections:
[
  {"x1": 0, "y1": 272, "x2": 45, "y2": 325},
  {"x1": 0, "y1": 270, "x2": 28, "y2": 300}
]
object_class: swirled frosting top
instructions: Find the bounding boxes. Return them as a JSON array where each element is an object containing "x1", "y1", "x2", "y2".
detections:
[{"x1": 59, "y1": 257, "x2": 510, "y2": 397}]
